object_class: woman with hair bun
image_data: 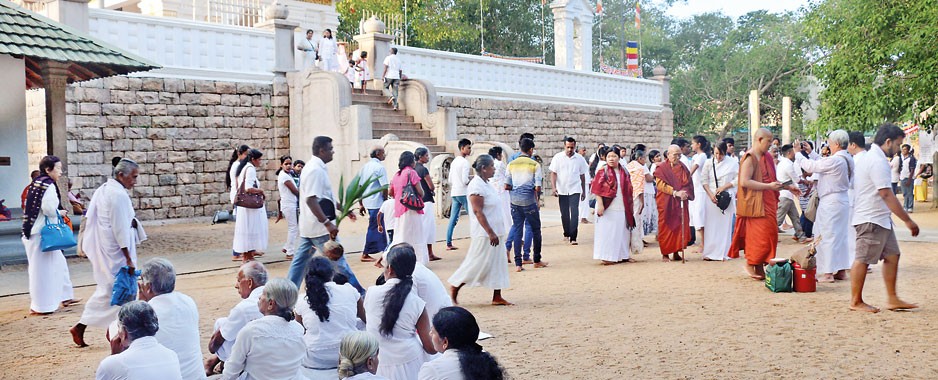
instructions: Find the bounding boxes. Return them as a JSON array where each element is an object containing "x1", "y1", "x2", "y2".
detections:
[
  {"x1": 388, "y1": 151, "x2": 428, "y2": 264},
  {"x1": 338, "y1": 331, "x2": 386, "y2": 379},
  {"x1": 418, "y1": 306, "x2": 505, "y2": 380}
]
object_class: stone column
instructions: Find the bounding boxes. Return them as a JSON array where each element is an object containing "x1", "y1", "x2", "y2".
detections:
[
  {"x1": 256, "y1": 2, "x2": 300, "y2": 77},
  {"x1": 749, "y1": 90, "x2": 760, "y2": 145},
  {"x1": 782, "y1": 96, "x2": 792, "y2": 144},
  {"x1": 45, "y1": 0, "x2": 90, "y2": 33},
  {"x1": 41, "y1": 60, "x2": 71, "y2": 209},
  {"x1": 652, "y1": 66, "x2": 674, "y2": 147},
  {"x1": 576, "y1": 15, "x2": 593, "y2": 71},
  {"x1": 354, "y1": 16, "x2": 394, "y2": 90}
]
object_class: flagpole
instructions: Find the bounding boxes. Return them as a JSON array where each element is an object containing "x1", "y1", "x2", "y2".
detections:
[
  {"x1": 480, "y1": 0, "x2": 485, "y2": 53},
  {"x1": 541, "y1": 0, "x2": 545, "y2": 63},
  {"x1": 599, "y1": 8, "x2": 603, "y2": 64},
  {"x1": 636, "y1": 1, "x2": 642, "y2": 75}
]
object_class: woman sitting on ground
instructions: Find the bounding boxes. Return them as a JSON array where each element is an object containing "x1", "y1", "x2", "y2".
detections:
[
  {"x1": 338, "y1": 331, "x2": 387, "y2": 380},
  {"x1": 417, "y1": 306, "x2": 505, "y2": 380}
]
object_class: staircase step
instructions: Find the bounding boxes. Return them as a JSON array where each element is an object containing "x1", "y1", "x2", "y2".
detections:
[
  {"x1": 373, "y1": 115, "x2": 415, "y2": 123},
  {"x1": 373, "y1": 129, "x2": 431, "y2": 140},
  {"x1": 352, "y1": 94, "x2": 389, "y2": 102},
  {"x1": 372, "y1": 109, "x2": 403, "y2": 117},
  {"x1": 373, "y1": 122, "x2": 424, "y2": 130},
  {"x1": 352, "y1": 98, "x2": 393, "y2": 106}
]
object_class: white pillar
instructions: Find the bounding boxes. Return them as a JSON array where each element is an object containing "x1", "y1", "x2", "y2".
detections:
[
  {"x1": 577, "y1": 15, "x2": 592, "y2": 71},
  {"x1": 46, "y1": 0, "x2": 90, "y2": 33},
  {"x1": 256, "y1": 2, "x2": 300, "y2": 77},
  {"x1": 749, "y1": 90, "x2": 760, "y2": 146},
  {"x1": 782, "y1": 96, "x2": 792, "y2": 145},
  {"x1": 551, "y1": 6, "x2": 575, "y2": 70}
]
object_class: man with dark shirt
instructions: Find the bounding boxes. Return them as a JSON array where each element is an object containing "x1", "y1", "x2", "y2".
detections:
[{"x1": 415, "y1": 147, "x2": 441, "y2": 261}]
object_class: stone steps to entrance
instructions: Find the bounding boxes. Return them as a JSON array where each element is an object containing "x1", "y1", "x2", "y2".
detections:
[
  {"x1": 349, "y1": 89, "x2": 447, "y2": 157},
  {"x1": 373, "y1": 115, "x2": 414, "y2": 123}
]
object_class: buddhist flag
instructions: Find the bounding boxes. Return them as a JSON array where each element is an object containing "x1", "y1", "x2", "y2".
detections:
[
  {"x1": 596, "y1": 0, "x2": 603, "y2": 15},
  {"x1": 635, "y1": 1, "x2": 641, "y2": 29},
  {"x1": 626, "y1": 41, "x2": 639, "y2": 69}
]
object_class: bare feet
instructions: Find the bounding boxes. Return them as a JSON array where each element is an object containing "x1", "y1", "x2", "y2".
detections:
[
  {"x1": 515, "y1": 266, "x2": 524, "y2": 272},
  {"x1": 534, "y1": 261, "x2": 549, "y2": 268},
  {"x1": 850, "y1": 302, "x2": 881, "y2": 313},
  {"x1": 231, "y1": 254, "x2": 242, "y2": 262},
  {"x1": 886, "y1": 299, "x2": 919, "y2": 311},
  {"x1": 818, "y1": 273, "x2": 835, "y2": 283},
  {"x1": 285, "y1": 254, "x2": 293, "y2": 260},
  {"x1": 833, "y1": 270, "x2": 848, "y2": 281},
  {"x1": 429, "y1": 255, "x2": 442, "y2": 261},
  {"x1": 360, "y1": 254, "x2": 376, "y2": 263},
  {"x1": 70, "y1": 324, "x2": 88, "y2": 347},
  {"x1": 522, "y1": 259, "x2": 534, "y2": 265},
  {"x1": 449, "y1": 285, "x2": 461, "y2": 305},
  {"x1": 446, "y1": 245, "x2": 458, "y2": 251},
  {"x1": 661, "y1": 255, "x2": 671, "y2": 262},
  {"x1": 61, "y1": 298, "x2": 82, "y2": 307},
  {"x1": 672, "y1": 253, "x2": 683, "y2": 262},
  {"x1": 252, "y1": 251, "x2": 264, "y2": 258},
  {"x1": 601, "y1": 260, "x2": 617, "y2": 266},
  {"x1": 745, "y1": 265, "x2": 765, "y2": 280},
  {"x1": 491, "y1": 298, "x2": 513, "y2": 306},
  {"x1": 580, "y1": 218, "x2": 590, "y2": 224}
]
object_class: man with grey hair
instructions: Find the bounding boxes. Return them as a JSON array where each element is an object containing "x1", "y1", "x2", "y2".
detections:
[
  {"x1": 96, "y1": 301, "x2": 183, "y2": 379},
  {"x1": 72, "y1": 159, "x2": 143, "y2": 347},
  {"x1": 357, "y1": 146, "x2": 389, "y2": 263},
  {"x1": 205, "y1": 261, "x2": 267, "y2": 376},
  {"x1": 800, "y1": 129, "x2": 855, "y2": 283},
  {"x1": 137, "y1": 258, "x2": 205, "y2": 379}
]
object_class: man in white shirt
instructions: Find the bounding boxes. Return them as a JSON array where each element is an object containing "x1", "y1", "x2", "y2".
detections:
[
  {"x1": 357, "y1": 147, "x2": 389, "y2": 262},
  {"x1": 135, "y1": 258, "x2": 205, "y2": 379},
  {"x1": 549, "y1": 137, "x2": 588, "y2": 245},
  {"x1": 97, "y1": 301, "x2": 182, "y2": 380},
  {"x1": 445, "y1": 138, "x2": 473, "y2": 250},
  {"x1": 206, "y1": 261, "x2": 267, "y2": 375},
  {"x1": 850, "y1": 124, "x2": 919, "y2": 313},
  {"x1": 776, "y1": 145, "x2": 805, "y2": 241},
  {"x1": 289, "y1": 136, "x2": 364, "y2": 294},
  {"x1": 382, "y1": 47, "x2": 404, "y2": 110}
]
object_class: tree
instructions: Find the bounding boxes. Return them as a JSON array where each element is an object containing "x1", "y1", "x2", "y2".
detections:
[{"x1": 805, "y1": 0, "x2": 938, "y2": 131}]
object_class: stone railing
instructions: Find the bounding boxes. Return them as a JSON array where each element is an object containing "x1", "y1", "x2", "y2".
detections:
[
  {"x1": 395, "y1": 46, "x2": 664, "y2": 111},
  {"x1": 88, "y1": 8, "x2": 275, "y2": 82}
]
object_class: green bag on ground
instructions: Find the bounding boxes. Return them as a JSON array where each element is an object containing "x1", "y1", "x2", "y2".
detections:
[{"x1": 765, "y1": 262, "x2": 793, "y2": 293}]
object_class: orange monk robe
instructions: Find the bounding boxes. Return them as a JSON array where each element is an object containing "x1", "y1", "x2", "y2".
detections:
[
  {"x1": 728, "y1": 151, "x2": 779, "y2": 265},
  {"x1": 654, "y1": 161, "x2": 694, "y2": 256}
]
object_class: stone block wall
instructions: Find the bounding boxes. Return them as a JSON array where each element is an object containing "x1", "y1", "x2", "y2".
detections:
[{"x1": 26, "y1": 76, "x2": 290, "y2": 220}]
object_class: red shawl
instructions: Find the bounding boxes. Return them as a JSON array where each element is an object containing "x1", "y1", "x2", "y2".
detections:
[
  {"x1": 654, "y1": 161, "x2": 694, "y2": 232},
  {"x1": 590, "y1": 165, "x2": 636, "y2": 229}
]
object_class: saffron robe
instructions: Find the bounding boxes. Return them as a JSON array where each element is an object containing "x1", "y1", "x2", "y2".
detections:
[
  {"x1": 728, "y1": 152, "x2": 780, "y2": 265},
  {"x1": 654, "y1": 162, "x2": 694, "y2": 256}
]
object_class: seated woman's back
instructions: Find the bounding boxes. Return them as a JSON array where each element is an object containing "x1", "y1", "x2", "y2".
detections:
[
  {"x1": 363, "y1": 280, "x2": 427, "y2": 368},
  {"x1": 296, "y1": 281, "x2": 361, "y2": 368}
]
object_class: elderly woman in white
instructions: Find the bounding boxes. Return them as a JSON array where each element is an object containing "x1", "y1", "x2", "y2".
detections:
[
  {"x1": 800, "y1": 129, "x2": 855, "y2": 283},
  {"x1": 233, "y1": 149, "x2": 268, "y2": 262},
  {"x1": 96, "y1": 301, "x2": 182, "y2": 380},
  {"x1": 699, "y1": 142, "x2": 738, "y2": 261},
  {"x1": 221, "y1": 278, "x2": 306, "y2": 380}
]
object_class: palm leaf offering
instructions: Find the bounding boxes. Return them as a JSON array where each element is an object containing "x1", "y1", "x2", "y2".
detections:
[{"x1": 335, "y1": 173, "x2": 388, "y2": 226}]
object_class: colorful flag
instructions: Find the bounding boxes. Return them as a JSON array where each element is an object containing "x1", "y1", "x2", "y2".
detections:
[
  {"x1": 596, "y1": 0, "x2": 603, "y2": 15},
  {"x1": 626, "y1": 41, "x2": 639, "y2": 69},
  {"x1": 635, "y1": 1, "x2": 641, "y2": 29}
]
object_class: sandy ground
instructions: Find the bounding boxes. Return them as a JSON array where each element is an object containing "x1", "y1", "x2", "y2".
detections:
[{"x1": 3, "y1": 204, "x2": 938, "y2": 379}]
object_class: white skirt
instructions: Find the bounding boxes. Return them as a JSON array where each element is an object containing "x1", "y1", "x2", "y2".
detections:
[
  {"x1": 702, "y1": 196, "x2": 735, "y2": 261},
  {"x1": 233, "y1": 205, "x2": 268, "y2": 253},
  {"x1": 579, "y1": 184, "x2": 592, "y2": 221},
  {"x1": 22, "y1": 236, "x2": 74, "y2": 313},
  {"x1": 689, "y1": 185, "x2": 707, "y2": 227},
  {"x1": 377, "y1": 356, "x2": 425, "y2": 380},
  {"x1": 448, "y1": 235, "x2": 510, "y2": 289},
  {"x1": 422, "y1": 202, "x2": 437, "y2": 244},
  {"x1": 815, "y1": 192, "x2": 852, "y2": 274},
  {"x1": 390, "y1": 210, "x2": 429, "y2": 264},
  {"x1": 642, "y1": 190, "x2": 658, "y2": 236},
  {"x1": 630, "y1": 197, "x2": 644, "y2": 255},
  {"x1": 499, "y1": 191, "x2": 512, "y2": 235},
  {"x1": 593, "y1": 210, "x2": 632, "y2": 262}
]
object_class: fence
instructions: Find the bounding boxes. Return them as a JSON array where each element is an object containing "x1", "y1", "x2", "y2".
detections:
[
  {"x1": 360, "y1": 10, "x2": 406, "y2": 46},
  {"x1": 203, "y1": 0, "x2": 262, "y2": 27}
]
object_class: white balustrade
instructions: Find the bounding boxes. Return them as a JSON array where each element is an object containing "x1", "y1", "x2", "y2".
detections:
[
  {"x1": 88, "y1": 8, "x2": 275, "y2": 82},
  {"x1": 396, "y1": 46, "x2": 663, "y2": 111}
]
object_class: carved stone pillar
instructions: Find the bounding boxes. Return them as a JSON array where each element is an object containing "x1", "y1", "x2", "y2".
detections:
[
  {"x1": 256, "y1": 2, "x2": 300, "y2": 77},
  {"x1": 41, "y1": 60, "x2": 71, "y2": 209},
  {"x1": 354, "y1": 16, "x2": 395, "y2": 90}
]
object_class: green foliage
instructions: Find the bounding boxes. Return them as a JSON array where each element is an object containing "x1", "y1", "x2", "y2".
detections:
[
  {"x1": 335, "y1": 173, "x2": 388, "y2": 227},
  {"x1": 805, "y1": 0, "x2": 938, "y2": 131}
]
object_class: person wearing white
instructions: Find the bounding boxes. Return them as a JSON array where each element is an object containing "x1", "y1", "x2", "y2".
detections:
[
  {"x1": 382, "y1": 48, "x2": 404, "y2": 110},
  {"x1": 413, "y1": 260, "x2": 453, "y2": 321},
  {"x1": 643, "y1": 151, "x2": 662, "y2": 236},
  {"x1": 577, "y1": 147, "x2": 593, "y2": 223},
  {"x1": 799, "y1": 130, "x2": 854, "y2": 283},
  {"x1": 446, "y1": 139, "x2": 473, "y2": 249},
  {"x1": 448, "y1": 155, "x2": 512, "y2": 305},
  {"x1": 388, "y1": 152, "x2": 429, "y2": 264},
  {"x1": 72, "y1": 159, "x2": 143, "y2": 347},
  {"x1": 137, "y1": 258, "x2": 205, "y2": 380},
  {"x1": 688, "y1": 137, "x2": 710, "y2": 248},
  {"x1": 318, "y1": 29, "x2": 339, "y2": 72},
  {"x1": 549, "y1": 137, "x2": 589, "y2": 245},
  {"x1": 699, "y1": 143, "x2": 738, "y2": 261},
  {"x1": 294, "y1": 256, "x2": 364, "y2": 377},
  {"x1": 890, "y1": 154, "x2": 901, "y2": 194},
  {"x1": 776, "y1": 145, "x2": 805, "y2": 241},
  {"x1": 338, "y1": 332, "x2": 388, "y2": 380},
  {"x1": 233, "y1": 149, "x2": 268, "y2": 260},
  {"x1": 364, "y1": 246, "x2": 436, "y2": 380},
  {"x1": 277, "y1": 157, "x2": 300, "y2": 259},
  {"x1": 379, "y1": 198, "x2": 397, "y2": 245},
  {"x1": 21, "y1": 156, "x2": 75, "y2": 314},
  {"x1": 296, "y1": 30, "x2": 317, "y2": 70},
  {"x1": 418, "y1": 306, "x2": 505, "y2": 380},
  {"x1": 846, "y1": 132, "x2": 868, "y2": 264},
  {"x1": 221, "y1": 278, "x2": 306, "y2": 380},
  {"x1": 96, "y1": 301, "x2": 182, "y2": 380},
  {"x1": 488, "y1": 147, "x2": 512, "y2": 236},
  {"x1": 591, "y1": 148, "x2": 634, "y2": 265},
  {"x1": 206, "y1": 262, "x2": 267, "y2": 373},
  {"x1": 358, "y1": 147, "x2": 390, "y2": 262},
  {"x1": 414, "y1": 148, "x2": 439, "y2": 260},
  {"x1": 626, "y1": 151, "x2": 652, "y2": 256}
]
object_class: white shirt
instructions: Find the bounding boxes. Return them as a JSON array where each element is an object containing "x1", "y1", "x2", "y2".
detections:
[
  {"x1": 346, "y1": 373, "x2": 389, "y2": 380},
  {"x1": 295, "y1": 282, "x2": 361, "y2": 369},
  {"x1": 700, "y1": 156, "x2": 739, "y2": 197},
  {"x1": 300, "y1": 156, "x2": 335, "y2": 239},
  {"x1": 548, "y1": 152, "x2": 588, "y2": 195},
  {"x1": 221, "y1": 315, "x2": 306, "y2": 380},
  {"x1": 149, "y1": 292, "x2": 205, "y2": 380},
  {"x1": 96, "y1": 336, "x2": 182, "y2": 380},
  {"x1": 379, "y1": 199, "x2": 397, "y2": 230},
  {"x1": 219, "y1": 286, "x2": 265, "y2": 342},
  {"x1": 363, "y1": 279, "x2": 427, "y2": 366},
  {"x1": 690, "y1": 153, "x2": 707, "y2": 187},
  {"x1": 466, "y1": 177, "x2": 506, "y2": 237},
  {"x1": 775, "y1": 156, "x2": 800, "y2": 201},
  {"x1": 318, "y1": 38, "x2": 337, "y2": 58},
  {"x1": 800, "y1": 150, "x2": 853, "y2": 198},
  {"x1": 604, "y1": 169, "x2": 626, "y2": 212},
  {"x1": 852, "y1": 144, "x2": 894, "y2": 229},
  {"x1": 680, "y1": 154, "x2": 692, "y2": 170},
  {"x1": 890, "y1": 156, "x2": 901, "y2": 182},
  {"x1": 358, "y1": 158, "x2": 389, "y2": 209},
  {"x1": 417, "y1": 349, "x2": 465, "y2": 380},
  {"x1": 900, "y1": 154, "x2": 913, "y2": 180},
  {"x1": 278, "y1": 171, "x2": 298, "y2": 210},
  {"x1": 449, "y1": 156, "x2": 471, "y2": 197},
  {"x1": 229, "y1": 161, "x2": 241, "y2": 205},
  {"x1": 383, "y1": 54, "x2": 403, "y2": 80},
  {"x1": 412, "y1": 262, "x2": 452, "y2": 321}
]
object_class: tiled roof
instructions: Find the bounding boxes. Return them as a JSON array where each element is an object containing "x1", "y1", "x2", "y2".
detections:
[{"x1": 0, "y1": 1, "x2": 158, "y2": 89}]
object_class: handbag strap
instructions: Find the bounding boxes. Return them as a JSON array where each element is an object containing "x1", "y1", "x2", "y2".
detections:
[
  {"x1": 839, "y1": 154, "x2": 852, "y2": 181},
  {"x1": 712, "y1": 158, "x2": 720, "y2": 189}
]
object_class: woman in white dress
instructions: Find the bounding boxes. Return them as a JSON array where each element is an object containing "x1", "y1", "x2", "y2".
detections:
[
  {"x1": 689, "y1": 136, "x2": 711, "y2": 251},
  {"x1": 21, "y1": 155, "x2": 77, "y2": 315},
  {"x1": 643, "y1": 150, "x2": 661, "y2": 237},
  {"x1": 577, "y1": 147, "x2": 593, "y2": 224},
  {"x1": 296, "y1": 256, "x2": 365, "y2": 380},
  {"x1": 626, "y1": 149, "x2": 652, "y2": 256},
  {"x1": 700, "y1": 142, "x2": 738, "y2": 261},
  {"x1": 221, "y1": 278, "x2": 305, "y2": 380},
  {"x1": 318, "y1": 29, "x2": 340, "y2": 72},
  {"x1": 338, "y1": 331, "x2": 387, "y2": 380},
  {"x1": 448, "y1": 155, "x2": 512, "y2": 306},
  {"x1": 277, "y1": 156, "x2": 300, "y2": 260},
  {"x1": 227, "y1": 145, "x2": 250, "y2": 261},
  {"x1": 418, "y1": 307, "x2": 505, "y2": 380},
  {"x1": 363, "y1": 246, "x2": 436, "y2": 380},
  {"x1": 388, "y1": 152, "x2": 429, "y2": 264},
  {"x1": 487, "y1": 147, "x2": 512, "y2": 236},
  {"x1": 354, "y1": 52, "x2": 371, "y2": 94},
  {"x1": 590, "y1": 147, "x2": 637, "y2": 265},
  {"x1": 233, "y1": 149, "x2": 268, "y2": 262}
]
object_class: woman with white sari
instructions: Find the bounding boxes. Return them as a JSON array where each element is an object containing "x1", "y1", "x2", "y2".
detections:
[{"x1": 700, "y1": 142, "x2": 738, "y2": 261}]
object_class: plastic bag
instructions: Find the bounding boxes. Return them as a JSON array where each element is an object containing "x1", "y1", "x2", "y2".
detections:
[{"x1": 110, "y1": 266, "x2": 141, "y2": 306}]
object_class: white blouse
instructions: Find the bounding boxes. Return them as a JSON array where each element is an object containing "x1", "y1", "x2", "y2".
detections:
[
  {"x1": 466, "y1": 177, "x2": 506, "y2": 238},
  {"x1": 278, "y1": 171, "x2": 298, "y2": 210},
  {"x1": 221, "y1": 315, "x2": 306, "y2": 380},
  {"x1": 363, "y1": 279, "x2": 427, "y2": 366},
  {"x1": 295, "y1": 282, "x2": 361, "y2": 369},
  {"x1": 699, "y1": 156, "x2": 739, "y2": 196},
  {"x1": 417, "y1": 349, "x2": 465, "y2": 380}
]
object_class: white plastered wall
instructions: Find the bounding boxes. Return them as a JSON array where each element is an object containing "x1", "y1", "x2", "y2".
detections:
[{"x1": 0, "y1": 55, "x2": 29, "y2": 208}]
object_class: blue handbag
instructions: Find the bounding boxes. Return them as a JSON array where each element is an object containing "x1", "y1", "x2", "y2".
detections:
[
  {"x1": 111, "y1": 266, "x2": 141, "y2": 306},
  {"x1": 40, "y1": 215, "x2": 77, "y2": 252}
]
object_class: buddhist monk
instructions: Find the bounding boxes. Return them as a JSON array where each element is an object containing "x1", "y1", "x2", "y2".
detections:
[
  {"x1": 654, "y1": 145, "x2": 694, "y2": 262},
  {"x1": 728, "y1": 128, "x2": 798, "y2": 280}
]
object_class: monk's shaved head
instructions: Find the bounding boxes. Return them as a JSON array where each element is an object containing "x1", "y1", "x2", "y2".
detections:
[
  {"x1": 753, "y1": 128, "x2": 774, "y2": 154},
  {"x1": 755, "y1": 128, "x2": 773, "y2": 140}
]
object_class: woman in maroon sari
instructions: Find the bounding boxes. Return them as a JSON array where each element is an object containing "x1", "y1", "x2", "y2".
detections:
[{"x1": 591, "y1": 147, "x2": 636, "y2": 265}]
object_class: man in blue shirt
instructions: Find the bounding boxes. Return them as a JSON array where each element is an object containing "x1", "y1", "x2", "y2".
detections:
[{"x1": 357, "y1": 146, "x2": 389, "y2": 262}]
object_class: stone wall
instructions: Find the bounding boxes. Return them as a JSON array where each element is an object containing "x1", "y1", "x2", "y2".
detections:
[{"x1": 26, "y1": 76, "x2": 290, "y2": 220}]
